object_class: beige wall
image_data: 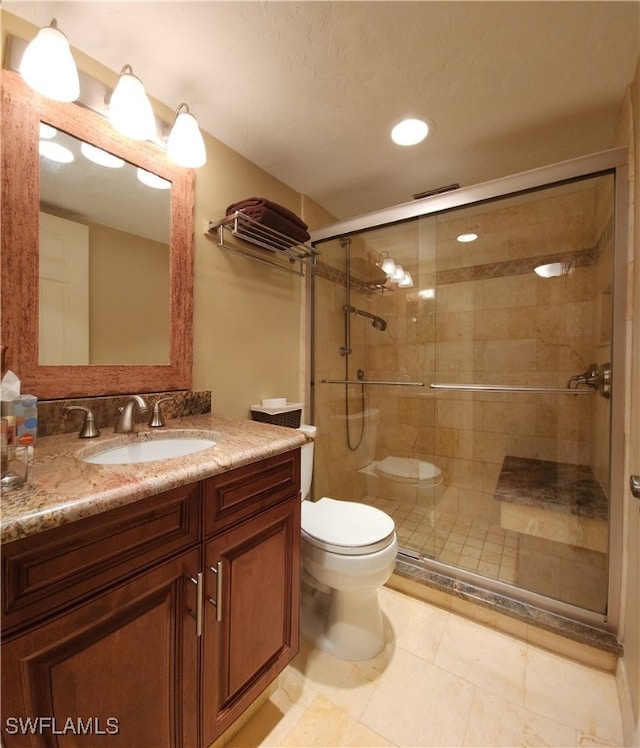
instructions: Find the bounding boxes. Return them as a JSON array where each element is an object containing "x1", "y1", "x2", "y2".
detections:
[
  {"x1": 191, "y1": 134, "x2": 305, "y2": 420},
  {"x1": 89, "y1": 223, "x2": 170, "y2": 365},
  {"x1": 616, "y1": 57, "x2": 640, "y2": 746}
]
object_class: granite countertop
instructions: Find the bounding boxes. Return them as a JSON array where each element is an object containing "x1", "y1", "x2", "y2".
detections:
[
  {"x1": 1, "y1": 413, "x2": 308, "y2": 545},
  {"x1": 493, "y1": 455, "x2": 608, "y2": 520}
]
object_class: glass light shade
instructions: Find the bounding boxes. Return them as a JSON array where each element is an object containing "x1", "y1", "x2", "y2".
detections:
[
  {"x1": 39, "y1": 123, "x2": 57, "y2": 139},
  {"x1": 391, "y1": 265, "x2": 405, "y2": 282},
  {"x1": 20, "y1": 21, "x2": 80, "y2": 102},
  {"x1": 398, "y1": 271, "x2": 414, "y2": 288},
  {"x1": 391, "y1": 118, "x2": 429, "y2": 146},
  {"x1": 81, "y1": 142, "x2": 124, "y2": 168},
  {"x1": 534, "y1": 262, "x2": 564, "y2": 278},
  {"x1": 381, "y1": 256, "x2": 396, "y2": 276},
  {"x1": 39, "y1": 140, "x2": 74, "y2": 163},
  {"x1": 108, "y1": 67, "x2": 156, "y2": 141},
  {"x1": 136, "y1": 168, "x2": 171, "y2": 190},
  {"x1": 167, "y1": 107, "x2": 207, "y2": 168}
]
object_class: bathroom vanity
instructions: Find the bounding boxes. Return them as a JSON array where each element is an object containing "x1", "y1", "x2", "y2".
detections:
[{"x1": 1, "y1": 414, "x2": 306, "y2": 747}]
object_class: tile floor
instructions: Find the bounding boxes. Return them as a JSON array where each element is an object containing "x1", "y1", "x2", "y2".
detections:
[
  {"x1": 369, "y1": 495, "x2": 607, "y2": 612},
  {"x1": 226, "y1": 587, "x2": 624, "y2": 747}
]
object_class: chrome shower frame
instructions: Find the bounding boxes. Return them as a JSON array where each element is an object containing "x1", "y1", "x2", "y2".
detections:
[{"x1": 309, "y1": 147, "x2": 629, "y2": 633}]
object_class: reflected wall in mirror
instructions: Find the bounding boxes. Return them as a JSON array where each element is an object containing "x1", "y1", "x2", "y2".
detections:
[
  {"x1": 1, "y1": 70, "x2": 194, "y2": 399},
  {"x1": 39, "y1": 126, "x2": 170, "y2": 365}
]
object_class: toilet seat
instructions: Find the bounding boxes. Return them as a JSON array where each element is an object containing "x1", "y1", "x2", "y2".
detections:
[
  {"x1": 375, "y1": 456, "x2": 442, "y2": 485},
  {"x1": 301, "y1": 497, "x2": 396, "y2": 555}
]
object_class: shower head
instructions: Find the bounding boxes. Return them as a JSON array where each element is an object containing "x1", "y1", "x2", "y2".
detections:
[{"x1": 344, "y1": 305, "x2": 387, "y2": 332}]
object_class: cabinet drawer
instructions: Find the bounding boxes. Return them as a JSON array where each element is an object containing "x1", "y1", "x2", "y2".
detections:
[
  {"x1": 204, "y1": 449, "x2": 300, "y2": 537},
  {"x1": 2, "y1": 483, "x2": 201, "y2": 636}
]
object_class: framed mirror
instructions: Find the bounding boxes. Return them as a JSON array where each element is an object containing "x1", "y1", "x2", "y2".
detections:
[{"x1": 1, "y1": 70, "x2": 194, "y2": 399}]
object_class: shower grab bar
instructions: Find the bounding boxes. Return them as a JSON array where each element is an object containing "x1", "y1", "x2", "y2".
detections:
[
  {"x1": 321, "y1": 379, "x2": 425, "y2": 387},
  {"x1": 429, "y1": 383, "x2": 594, "y2": 394}
]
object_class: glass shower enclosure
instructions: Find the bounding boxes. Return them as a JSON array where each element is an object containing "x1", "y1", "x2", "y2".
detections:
[{"x1": 309, "y1": 149, "x2": 628, "y2": 629}]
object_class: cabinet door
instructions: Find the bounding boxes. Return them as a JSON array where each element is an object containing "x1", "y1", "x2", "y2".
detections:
[
  {"x1": 1, "y1": 548, "x2": 201, "y2": 748},
  {"x1": 202, "y1": 498, "x2": 300, "y2": 745}
]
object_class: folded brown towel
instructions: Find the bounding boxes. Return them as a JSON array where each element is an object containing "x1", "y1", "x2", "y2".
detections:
[
  {"x1": 226, "y1": 197, "x2": 308, "y2": 231},
  {"x1": 235, "y1": 204, "x2": 311, "y2": 245}
]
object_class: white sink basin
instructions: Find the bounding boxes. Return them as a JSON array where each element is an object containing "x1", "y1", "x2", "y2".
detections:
[{"x1": 81, "y1": 433, "x2": 217, "y2": 465}]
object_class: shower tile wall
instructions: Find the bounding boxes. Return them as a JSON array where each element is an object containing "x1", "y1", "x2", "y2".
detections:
[{"x1": 313, "y1": 177, "x2": 613, "y2": 613}]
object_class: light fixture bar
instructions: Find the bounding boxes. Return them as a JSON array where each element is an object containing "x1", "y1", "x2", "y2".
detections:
[{"x1": 6, "y1": 34, "x2": 165, "y2": 147}]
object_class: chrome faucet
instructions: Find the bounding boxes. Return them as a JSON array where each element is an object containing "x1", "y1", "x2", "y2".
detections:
[{"x1": 114, "y1": 395, "x2": 149, "y2": 433}]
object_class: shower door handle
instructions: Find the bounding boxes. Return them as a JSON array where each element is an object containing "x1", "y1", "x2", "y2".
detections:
[{"x1": 631, "y1": 476, "x2": 640, "y2": 500}]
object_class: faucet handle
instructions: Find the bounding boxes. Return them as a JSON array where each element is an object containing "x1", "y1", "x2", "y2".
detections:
[
  {"x1": 64, "y1": 406, "x2": 100, "y2": 438},
  {"x1": 148, "y1": 397, "x2": 173, "y2": 428}
]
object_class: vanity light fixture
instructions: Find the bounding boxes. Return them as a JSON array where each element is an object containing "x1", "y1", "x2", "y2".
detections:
[
  {"x1": 136, "y1": 167, "x2": 171, "y2": 190},
  {"x1": 19, "y1": 19, "x2": 80, "y2": 102},
  {"x1": 391, "y1": 118, "x2": 429, "y2": 146},
  {"x1": 39, "y1": 123, "x2": 57, "y2": 139},
  {"x1": 167, "y1": 103, "x2": 207, "y2": 168},
  {"x1": 398, "y1": 271, "x2": 414, "y2": 288},
  {"x1": 80, "y1": 142, "x2": 125, "y2": 168},
  {"x1": 376, "y1": 251, "x2": 414, "y2": 288},
  {"x1": 108, "y1": 65, "x2": 156, "y2": 141},
  {"x1": 39, "y1": 140, "x2": 74, "y2": 164}
]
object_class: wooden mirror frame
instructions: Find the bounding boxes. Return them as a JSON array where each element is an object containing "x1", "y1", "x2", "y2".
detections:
[{"x1": 1, "y1": 70, "x2": 194, "y2": 399}]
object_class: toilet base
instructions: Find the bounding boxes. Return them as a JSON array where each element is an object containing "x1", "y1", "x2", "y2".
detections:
[{"x1": 300, "y1": 584, "x2": 386, "y2": 661}]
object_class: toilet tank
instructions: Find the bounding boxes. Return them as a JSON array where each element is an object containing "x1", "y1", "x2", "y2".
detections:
[{"x1": 298, "y1": 424, "x2": 317, "y2": 501}]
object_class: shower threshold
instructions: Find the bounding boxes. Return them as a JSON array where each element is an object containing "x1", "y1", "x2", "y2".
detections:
[{"x1": 391, "y1": 550, "x2": 622, "y2": 660}]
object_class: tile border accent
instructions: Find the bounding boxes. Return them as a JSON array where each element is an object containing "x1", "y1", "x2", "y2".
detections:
[{"x1": 392, "y1": 558, "x2": 623, "y2": 656}]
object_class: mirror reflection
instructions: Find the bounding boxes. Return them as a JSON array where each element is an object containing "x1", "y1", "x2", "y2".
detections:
[{"x1": 38, "y1": 124, "x2": 170, "y2": 365}]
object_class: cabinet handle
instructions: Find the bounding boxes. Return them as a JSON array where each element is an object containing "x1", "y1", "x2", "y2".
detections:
[
  {"x1": 187, "y1": 572, "x2": 204, "y2": 637},
  {"x1": 208, "y1": 562, "x2": 223, "y2": 622}
]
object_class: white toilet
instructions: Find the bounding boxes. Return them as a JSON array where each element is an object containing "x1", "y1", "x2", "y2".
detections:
[{"x1": 299, "y1": 425, "x2": 398, "y2": 661}]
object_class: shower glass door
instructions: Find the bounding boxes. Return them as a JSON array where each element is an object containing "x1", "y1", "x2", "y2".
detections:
[{"x1": 312, "y1": 168, "x2": 618, "y2": 618}]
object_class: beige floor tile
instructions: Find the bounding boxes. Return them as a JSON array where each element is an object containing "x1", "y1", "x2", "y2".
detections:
[
  {"x1": 226, "y1": 694, "x2": 306, "y2": 748},
  {"x1": 288, "y1": 636, "x2": 390, "y2": 720},
  {"x1": 279, "y1": 695, "x2": 393, "y2": 748},
  {"x1": 434, "y1": 613, "x2": 528, "y2": 706},
  {"x1": 379, "y1": 587, "x2": 449, "y2": 663},
  {"x1": 360, "y1": 646, "x2": 475, "y2": 746},
  {"x1": 524, "y1": 646, "x2": 623, "y2": 745},
  {"x1": 463, "y1": 687, "x2": 577, "y2": 747}
]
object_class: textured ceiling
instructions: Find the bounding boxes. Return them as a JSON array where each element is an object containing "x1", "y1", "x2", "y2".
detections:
[{"x1": 5, "y1": 1, "x2": 640, "y2": 220}]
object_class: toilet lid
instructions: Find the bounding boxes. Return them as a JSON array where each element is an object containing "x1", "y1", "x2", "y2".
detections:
[
  {"x1": 375, "y1": 456, "x2": 442, "y2": 484},
  {"x1": 301, "y1": 497, "x2": 396, "y2": 555}
]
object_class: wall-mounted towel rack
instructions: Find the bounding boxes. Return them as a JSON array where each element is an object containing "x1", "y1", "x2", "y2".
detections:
[
  {"x1": 205, "y1": 211, "x2": 319, "y2": 277},
  {"x1": 429, "y1": 383, "x2": 594, "y2": 394}
]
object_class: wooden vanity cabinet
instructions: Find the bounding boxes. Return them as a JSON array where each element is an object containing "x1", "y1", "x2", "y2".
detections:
[
  {"x1": 201, "y1": 449, "x2": 301, "y2": 744},
  {"x1": 1, "y1": 449, "x2": 301, "y2": 748},
  {"x1": 2, "y1": 547, "x2": 201, "y2": 748}
]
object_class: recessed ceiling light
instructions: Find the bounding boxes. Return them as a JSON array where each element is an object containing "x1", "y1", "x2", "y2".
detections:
[
  {"x1": 457, "y1": 232, "x2": 478, "y2": 243},
  {"x1": 391, "y1": 118, "x2": 429, "y2": 146},
  {"x1": 39, "y1": 140, "x2": 74, "y2": 163}
]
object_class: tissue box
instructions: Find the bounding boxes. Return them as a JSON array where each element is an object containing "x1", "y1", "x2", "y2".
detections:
[{"x1": 14, "y1": 395, "x2": 38, "y2": 446}]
